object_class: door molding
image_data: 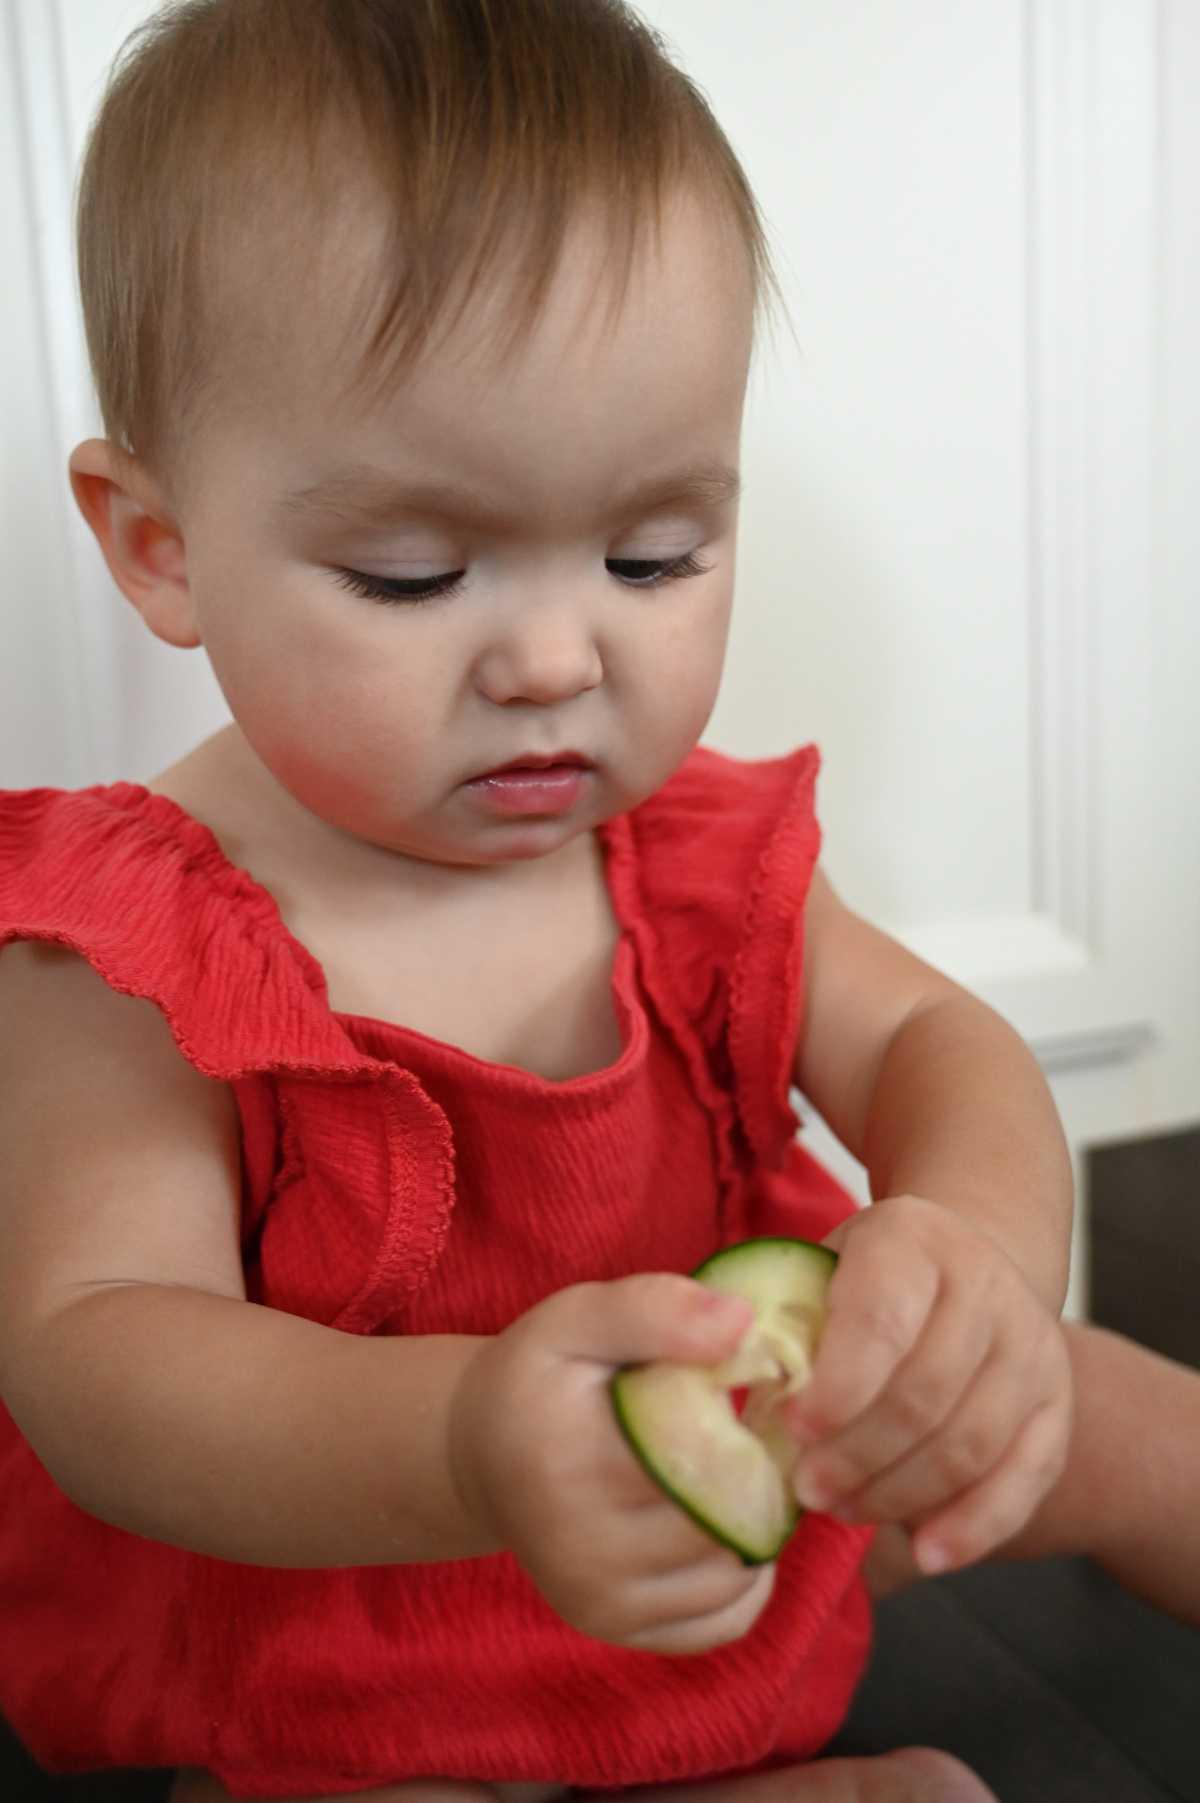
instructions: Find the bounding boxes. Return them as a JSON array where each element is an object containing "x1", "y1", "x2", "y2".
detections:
[{"x1": 890, "y1": 1, "x2": 1161, "y2": 1076}]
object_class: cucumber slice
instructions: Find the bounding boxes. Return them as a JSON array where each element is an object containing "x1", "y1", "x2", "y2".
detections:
[{"x1": 610, "y1": 1237, "x2": 835, "y2": 1565}]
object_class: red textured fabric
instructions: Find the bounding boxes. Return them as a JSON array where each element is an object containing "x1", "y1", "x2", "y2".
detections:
[{"x1": 0, "y1": 745, "x2": 873, "y2": 1798}]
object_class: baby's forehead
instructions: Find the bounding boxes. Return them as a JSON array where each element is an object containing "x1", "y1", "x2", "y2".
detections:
[
  {"x1": 173, "y1": 183, "x2": 753, "y2": 530},
  {"x1": 195, "y1": 176, "x2": 752, "y2": 443}
]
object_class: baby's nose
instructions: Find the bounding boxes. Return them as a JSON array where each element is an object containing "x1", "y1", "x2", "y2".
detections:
[{"x1": 474, "y1": 607, "x2": 603, "y2": 706}]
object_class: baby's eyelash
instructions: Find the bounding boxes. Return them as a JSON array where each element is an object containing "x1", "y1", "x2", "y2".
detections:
[
  {"x1": 606, "y1": 550, "x2": 713, "y2": 587},
  {"x1": 333, "y1": 567, "x2": 466, "y2": 605},
  {"x1": 332, "y1": 549, "x2": 713, "y2": 608}
]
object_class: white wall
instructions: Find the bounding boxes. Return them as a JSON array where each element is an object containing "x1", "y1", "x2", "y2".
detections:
[
  {"x1": 5, "y1": 0, "x2": 233, "y2": 789},
  {"x1": 4, "y1": 0, "x2": 1199, "y2": 1315}
]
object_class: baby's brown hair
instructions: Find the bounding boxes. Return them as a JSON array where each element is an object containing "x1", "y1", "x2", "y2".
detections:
[{"x1": 77, "y1": 0, "x2": 779, "y2": 481}]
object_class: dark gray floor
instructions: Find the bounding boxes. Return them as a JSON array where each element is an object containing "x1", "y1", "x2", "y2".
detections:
[
  {"x1": 1088, "y1": 1124, "x2": 1200, "y2": 1370},
  {"x1": 828, "y1": 1557, "x2": 1200, "y2": 1801},
  {"x1": 0, "y1": 1730, "x2": 169, "y2": 1803}
]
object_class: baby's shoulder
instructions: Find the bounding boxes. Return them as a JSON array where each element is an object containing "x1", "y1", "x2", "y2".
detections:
[
  {"x1": 0, "y1": 933, "x2": 246, "y2": 1364},
  {"x1": 0, "y1": 934, "x2": 208, "y2": 1092}
]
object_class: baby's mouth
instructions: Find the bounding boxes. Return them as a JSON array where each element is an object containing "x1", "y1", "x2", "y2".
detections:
[
  {"x1": 461, "y1": 754, "x2": 595, "y2": 818},
  {"x1": 471, "y1": 750, "x2": 594, "y2": 781}
]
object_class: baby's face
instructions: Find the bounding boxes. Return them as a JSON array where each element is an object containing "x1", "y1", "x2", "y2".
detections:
[{"x1": 171, "y1": 188, "x2": 753, "y2": 868}]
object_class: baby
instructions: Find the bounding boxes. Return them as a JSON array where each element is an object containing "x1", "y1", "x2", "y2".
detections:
[{"x1": 0, "y1": 3, "x2": 1077, "y2": 1801}]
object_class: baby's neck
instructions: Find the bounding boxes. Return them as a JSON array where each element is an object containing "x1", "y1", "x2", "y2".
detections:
[{"x1": 148, "y1": 723, "x2": 621, "y2": 1077}]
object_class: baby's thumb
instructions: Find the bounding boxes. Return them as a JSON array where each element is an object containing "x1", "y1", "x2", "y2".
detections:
[{"x1": 558, "y1": 1272, "x2": 753, "y2": 1369}]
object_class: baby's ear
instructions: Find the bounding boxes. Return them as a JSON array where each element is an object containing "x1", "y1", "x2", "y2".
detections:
[{"x1": 68, "y1": 439, "x2": 201, "y2": 649}]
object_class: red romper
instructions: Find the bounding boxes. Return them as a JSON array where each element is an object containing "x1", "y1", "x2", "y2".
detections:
[{"x1": 0, "y1": 744, "x2": 873, "y2": 1799}]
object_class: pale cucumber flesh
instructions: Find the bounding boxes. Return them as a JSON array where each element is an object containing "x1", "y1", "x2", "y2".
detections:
[{"x1": 611, "y1": 1237, "x2": 836, "y2": 1565}]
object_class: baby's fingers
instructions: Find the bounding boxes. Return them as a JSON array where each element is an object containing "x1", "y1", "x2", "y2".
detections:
[
  {"x1": 792, "y1": 1235, "x2": 941, "y2": 1442},
  {"x1": 540, "y1": 1273, "x2": 753, "y2": 1370},
  {"x1": 907, "y1": 1396, "x2": 1071, "y2": 1574},
  {"x1": 814, "y1": 1326, "x2": 1057, "y2": 1527},
  {"x1": 623, "y1": 1561, "x2": 776, "y2": 1655},
  {"x1": 791, "y1": 1285, "x2": 990, "y2": 1513}
]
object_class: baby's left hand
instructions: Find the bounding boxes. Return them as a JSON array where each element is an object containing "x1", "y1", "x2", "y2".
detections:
[{"x1": 788, "y1": 1194, "x2": 1072, "y2": 1575}]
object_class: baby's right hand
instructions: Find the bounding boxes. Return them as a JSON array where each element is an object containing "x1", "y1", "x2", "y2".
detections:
[{"x1": 447, "y1": 1274, "x2": 775, "y2": 1655}]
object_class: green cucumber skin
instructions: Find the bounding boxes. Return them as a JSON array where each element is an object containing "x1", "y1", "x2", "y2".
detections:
[
  {"x1": 608, "y1": 1237, "x2": 835, "y2": 1566},
  {"x1": 692, "y1": 1235, "x2": 837, "y2": 1288}
]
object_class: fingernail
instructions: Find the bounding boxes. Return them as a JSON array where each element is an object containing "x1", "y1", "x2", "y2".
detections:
[
  {"x1": 916, "y1": 1538, "x2": 953, "y2": 1575},
  {"x1": 704, "y1": 1292, "x2": 753, "y2": 1329},
  {"x1": 794, "y1": 1469, "x2": 837, "y2": 1513}
]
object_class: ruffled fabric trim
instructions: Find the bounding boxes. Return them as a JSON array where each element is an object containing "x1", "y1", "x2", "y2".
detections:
[
  {"x1": 727, "y1": 748, "x2": 822, "y2": 1166},
  {"x1": 617, "y1": 745, "x2": 822, "y2": 1174},
  {"x1": 0, "y1": 784, "x2": 361, "y2": 1081},
  {"x1": 599, "y1": 808, "x2": 743, "y2": 1209}
]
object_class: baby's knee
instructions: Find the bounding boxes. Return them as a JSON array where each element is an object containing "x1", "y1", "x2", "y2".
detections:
[{"x1": 859, "y1": 1747, "x2": 998, "y2": 1801}]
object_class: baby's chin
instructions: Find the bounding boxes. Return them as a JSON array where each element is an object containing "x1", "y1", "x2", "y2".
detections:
[
  {"x1": 432, "y1": 815, "x2": 601, "y2": 871},
  {"x1": 343, "y1": 810, "x2": 598, "y2": 874}
]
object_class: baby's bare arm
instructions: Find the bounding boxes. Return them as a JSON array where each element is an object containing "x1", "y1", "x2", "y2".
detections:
[
  {"x1": 9, "y1": 1282, "x2": 493, "y2": 1567},
  {"x1": 785, "y1": 871, "x2": 1074, "y2": 1576},
  {"x1": 796, "y1": 870, "x2": 1073, "y2": 1310},
  {"x1": 0, "y1": 943, "x2": 493, "y2": 1568},
  {"x1": 998, "y1": 1321, "x2": 1200, "y2": 1626}
]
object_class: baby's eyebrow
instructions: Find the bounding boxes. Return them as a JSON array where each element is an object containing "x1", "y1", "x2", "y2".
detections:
[{"x1": 277, "y1": 461, "x2": 742, "y2": 531}]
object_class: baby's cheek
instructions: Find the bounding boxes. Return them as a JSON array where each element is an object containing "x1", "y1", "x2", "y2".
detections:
[{"x1": 657, "y1": 604, "x2": 730, "y2": 738}]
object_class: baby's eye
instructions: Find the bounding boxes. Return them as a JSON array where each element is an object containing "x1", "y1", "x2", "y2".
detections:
[
  {"x1": 334, "y1": 548, "x2": 714, "y2": 606},
  {"x1": 334, "y1": 567, "x2": 465, "y2": 605},
  {"x1": 606, "y1": 550, "x2": 713, "y2": 587}
]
